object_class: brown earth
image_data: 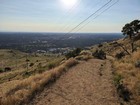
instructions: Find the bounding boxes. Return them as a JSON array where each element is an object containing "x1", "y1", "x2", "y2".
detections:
[{"x1": 29, "y1": 59, "x2": 119, "y2": 105}]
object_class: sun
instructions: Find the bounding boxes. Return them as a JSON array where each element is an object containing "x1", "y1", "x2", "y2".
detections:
[{"x1": 60, "y1": 0, "x2": 78, "y2": 9}]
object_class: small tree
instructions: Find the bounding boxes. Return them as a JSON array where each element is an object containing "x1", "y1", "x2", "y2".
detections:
[{"x1": 122, "y1": 20, "x2": 140, "y2": 53}]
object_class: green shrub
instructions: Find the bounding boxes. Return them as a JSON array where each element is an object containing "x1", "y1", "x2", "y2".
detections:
[
  {"x1": 114, "y1": 73, "x2": 123, "y2": 86},
  {"x1": 29, "y1": 63, "x2": 34, "y2": 67},
  {"x1": 65, "y1": 48, "x2": 82, "y2": 59},
  {"x1": 98, "y1": 44, "x2": 103, "y2": 47},
  {"x1": 0, "y1": 68, "x2": 4, "y2": 73},
  {"x1": 92, "y1": 49, "x2": 106, "y2": 60},
  {"x1": 22, "y1": 71, "x2": 31, "y2": 78},
  {"x1": 4, "y1": 67, "x2": 12, "y2": 72},
  {"x1": 48, "y1": 62, "x2": 56, "y2": 69},
  {"x1": 114, "y1": 73, "x2": 131, "y2": 102},
  {"x1": 115, "y1": 52, "x2": 125, "y2": 59}
]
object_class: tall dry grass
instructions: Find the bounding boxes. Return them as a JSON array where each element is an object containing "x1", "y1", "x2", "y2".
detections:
[
  {"x1": 0, "y1": 58, "x2": 78, "y2": 105},
  {"x1": 113, "y1": 49, "x2": 140, "y2": 104},
  {"x1": 114, "y1": 49, "x2": 140, "y2": 71}
]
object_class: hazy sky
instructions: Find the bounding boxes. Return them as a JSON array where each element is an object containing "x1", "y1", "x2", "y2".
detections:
[{"x1": 0, "y1": 0, "x2": 139, "y2": 33}]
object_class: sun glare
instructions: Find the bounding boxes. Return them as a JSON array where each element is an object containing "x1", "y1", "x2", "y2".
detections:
[{"x1": 60, "y1": 0, "x2": 77, "y2": 9}]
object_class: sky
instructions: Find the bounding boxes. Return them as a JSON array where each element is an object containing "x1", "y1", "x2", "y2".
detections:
[{"x1": 0, "y1": 0, "x2": 139, "y2": 33}]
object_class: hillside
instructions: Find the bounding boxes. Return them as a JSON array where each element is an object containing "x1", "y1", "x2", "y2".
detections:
[
  {"x1": 0, "y1": 50, "x2": 64, "y2": 103},
  {"x1": 0, "y1": 37, "x2": 140, "y2": 105},
  {"x1": 0, "y1": 50, "x2": 64, "y2": 83},
  {"x1": 90, "y1": 38, "x2": 140, "y2": 105}
]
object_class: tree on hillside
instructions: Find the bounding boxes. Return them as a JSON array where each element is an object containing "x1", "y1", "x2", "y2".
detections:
[{"x1": 122, "y1": 19, "x2": 140, "y2": 53}]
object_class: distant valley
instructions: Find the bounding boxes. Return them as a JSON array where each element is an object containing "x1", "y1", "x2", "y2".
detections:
[{"x1": 0, "y1": 32, "x2": 123, "y2": 53}]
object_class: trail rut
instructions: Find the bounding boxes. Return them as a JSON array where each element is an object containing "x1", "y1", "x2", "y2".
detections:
[{"x1": 29, "y1": 59, "x2": 119, "y2": 105}]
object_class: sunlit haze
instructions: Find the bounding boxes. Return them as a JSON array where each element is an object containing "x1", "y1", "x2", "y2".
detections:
[
  {"x1": 0, "y1": 0, "x2": 139, "y2": 33},
  {"x1": 60, "y1": 0, "x2": 78, "y2": 9}
]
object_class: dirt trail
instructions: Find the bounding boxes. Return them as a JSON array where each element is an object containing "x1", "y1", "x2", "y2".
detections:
[{"x1": 29, "y1": 59, "x2": 119, "y2": 105}]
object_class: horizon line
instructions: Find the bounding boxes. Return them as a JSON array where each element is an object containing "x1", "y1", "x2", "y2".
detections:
[{"x1": 0, "y1": 31, "x2": 121, "y2": 34}]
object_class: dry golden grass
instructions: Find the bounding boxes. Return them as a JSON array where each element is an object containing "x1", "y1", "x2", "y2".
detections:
[
  {"x1": 75, "y1": 50, "x2": 93, "y2": 61},
  {"x1": 0, "y1": 50, "x2": 64, "y2": 84},
  {"x1": 0, "y1": 58, "x2": 78, "y2": 105},
  {"x1": 132, "y1": 50, "x2": 140, "y2": 62},
  {"x1": 113, "y1": 49, "x2": 140, "y2": 104}
]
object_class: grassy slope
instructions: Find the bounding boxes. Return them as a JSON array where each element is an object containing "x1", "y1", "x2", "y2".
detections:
[
  {"x1": 0, "y1": 50, "x2": 64, "y2": 84},
  {"x1": 0, "y1": 49, "x2": 79, "y2": 105},
  {"x1": 0, "y1": 58, "x2": 78, "y2": 105},
  {"x1": 0, "y1": 50, "x2": 64, "y2": 100},
  {"x1": 90, "y1": 38, "x2": 140, "y2": 105}
]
